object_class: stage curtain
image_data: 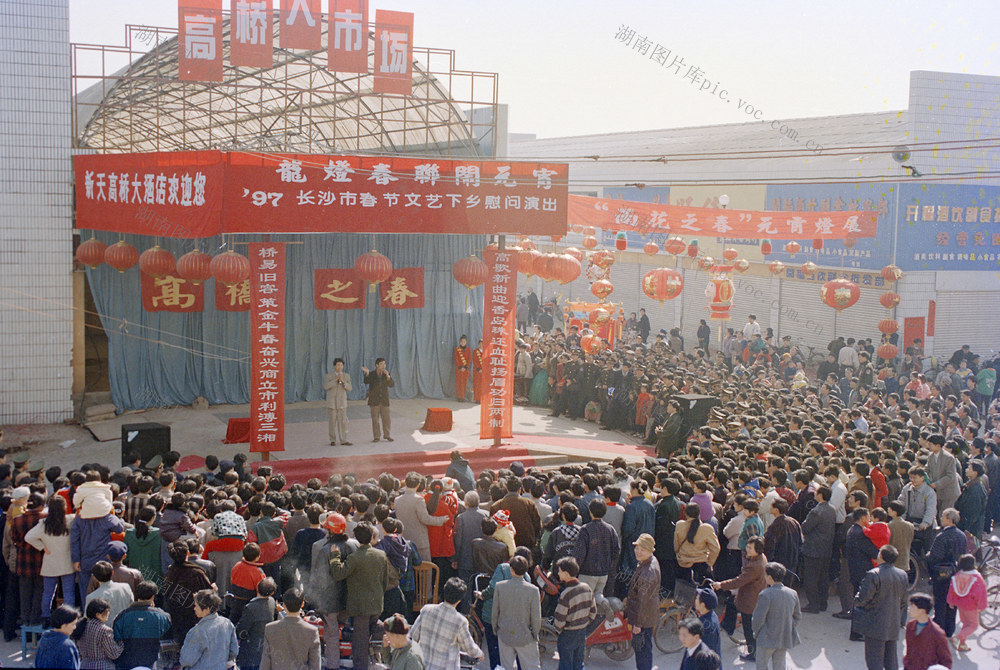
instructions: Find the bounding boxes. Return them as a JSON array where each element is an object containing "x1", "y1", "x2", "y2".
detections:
[{"x1": 86, "y1": 232, "x2": 487, "y2": 410}]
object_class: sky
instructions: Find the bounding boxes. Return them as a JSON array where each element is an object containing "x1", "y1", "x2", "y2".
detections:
[{"x1": 68, "y1": 0, "x2": 1000, "y2": 139}]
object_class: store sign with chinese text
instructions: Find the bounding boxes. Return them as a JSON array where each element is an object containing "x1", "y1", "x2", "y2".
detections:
[
  {"x1": 896, "y1": 183, "x2": 1000, "y2": 271},
  {"x1": 479, "y1": 248, "x2": 517, "y2": 440},
  {"x1": 250, "y1": 243, "x2": 286, "y2": 453},
  {"x1": 179, "y1": 1, "x2": 223, "y2": 81}
]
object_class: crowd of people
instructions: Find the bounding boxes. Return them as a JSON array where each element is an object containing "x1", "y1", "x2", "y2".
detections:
[{"x1": 0, "y1": 307, "x2": 998, "y2": 670}]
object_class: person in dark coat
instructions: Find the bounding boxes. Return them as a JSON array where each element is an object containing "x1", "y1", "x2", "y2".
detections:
[
  {"x1": 653, "y1": 477, "x2": 683, "y2": 593},
  {"x1": 638, "y1": 308, "x2": 651, "y2": 343},
  {"x1": 445, "y1": 451, "x2": 475, "y2": 494},
  {"x1": 677, "y1": 618, "x2": 721, "y2": 670},
  {"x1": 235, "y1": 577, "x2": 278, "y2": 670},
  {"x1": 655, "y1": 400, "x2": 686, "y2": 459},
  {"x1": 763, "y1": 499, "x2": 802, "y2": 585},
  {"x1": 927, "y1": 508, "x2": 967, "y2": 637},
  {"x1": 902, "y1": 593, "x2": 952, "y2": 670},
  {"x1": 620, "y1": 481, "x2": 655, "y2": 574},
  {"x1": 362, "y1": 358, "x2": 395, "y2": 442},
  {"x1": 838, "y1": 508, "x2": 878, "y2": 627},
  {"x1": 853, "y1": 545, "x2": 909, "y2": 670},
  {"x1": 160, "y1": 540, "x2": 212, "y2": 643},
  {"x1": 800, "y1": 486, "x2": 837, "y2": 613},
  {"x1": 713, "y1": 537, "x2": 766, "y2": 663}
]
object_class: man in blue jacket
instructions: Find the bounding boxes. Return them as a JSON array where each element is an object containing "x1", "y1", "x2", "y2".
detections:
[
  {"x1": 34, "y1": 604, "x2": 80, "y2": 669},
  {"x1": 71, "y1": 510, "x2": 126, "y2": 600}
]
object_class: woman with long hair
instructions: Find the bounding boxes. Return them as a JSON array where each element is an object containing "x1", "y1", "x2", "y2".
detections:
[
  {"x1": 25, "y1": 495, "x2": 77, "y2": 623},
  {"x1": 123, "y1": 506, "x2": 162, "y2": 581},
  {"x1": 673, "y1": 502, "x2": 720, "y2": 584},
  {"x1": 71, "y1": 598, "x2": 123, "y2": 670}
]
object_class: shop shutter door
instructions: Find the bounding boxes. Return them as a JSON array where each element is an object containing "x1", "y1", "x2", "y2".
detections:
[
  {"x1": 776, "y1": 280, "x2": 836, "y2": 357},
  {"x1": 933, "y1": 291, "x2": 1000, "y2": 361},
  {"x1": 833, "y1": 289, "x2": 884, "y2": 352}
]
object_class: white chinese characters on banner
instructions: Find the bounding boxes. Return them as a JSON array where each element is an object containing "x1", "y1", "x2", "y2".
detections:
[
  {"x1": 379, "y1": 29, "x2": 408, "y2": 74},
  {"x1": 233, "y1": 1, "x2": 268, "y2": 45},
  {"x1": 82, "y1": 171, "x2": 207, "y2": 206},
  {"x1": 184, "y1": 15, "x2": 217, "y2": 60},
  {"x1": 479, "y1": 248, "x2": 516, "y2": 440},
  {"x1": 250, "y1": 243, "x2": 286, "y2": 453},
  {"x1": 333, "y1": 8, "x2": 365, "y2": 50}
]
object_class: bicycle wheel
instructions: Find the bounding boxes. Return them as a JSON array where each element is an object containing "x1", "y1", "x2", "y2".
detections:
[
  {"x1": 907, "y1": 555, "x2": 922, "y2": 592},
  {"x1": 978, "y1": 545, "x2": 1000, "y2": 587},
  {"x1": 539, "y1": 623, "x2": 559, "y2": 658},
  {"x1": 980, "y1": 583, "x2": 1000, "y2": 631},
  {"x1": 653, "y1": 609, "x2": 684, "y2": 654}
]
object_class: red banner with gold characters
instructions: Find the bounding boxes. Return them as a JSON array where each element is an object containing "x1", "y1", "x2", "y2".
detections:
[
  {"x1": 280, "y1": 0, "x2": 322, "y2": 50},
  {"x1": 379, "y1": 267, "x2": 424, "y2": 309},
  {"x1": 568, "y1": 194, "x2": 879, "y2": 240},
  {"x1": 250, "y1": 243, "x2": 286, "y2": 453},
  {"x1": 179, "y1": 0, "x2": 223, "y2": 82},
  {"x1": 140, "y1": 273, "x2": 205, "y2": 312},
  {"x1": 328, "y1": 0, "x2": 368, "y2": 73},
  {"x1": 230, "y1": 0, "x2": 273, "y2": 67},
  {"x1": 373, "y1": 9, "x2": 413, "y2": 95},
  {"x1": 314, "y1": 269, "x2": 366, "y2": 309},
  {"x1": 215, "y1": 279, "x2": 250, "y2": 312},
  {"x1": 479, "y1": 248, "x2": 517, "y2": 440}
]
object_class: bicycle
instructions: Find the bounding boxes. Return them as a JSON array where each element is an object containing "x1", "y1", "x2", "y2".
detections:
[
  {"x1": 653, "y1": 578, "x2": 698, "y2": 654},
  {"x1": 980, "y1": 582, "x2": 1000, "y2": 631},
  {"x1": 975, "y1": 535, "x2": 1000, "y2": 588}
]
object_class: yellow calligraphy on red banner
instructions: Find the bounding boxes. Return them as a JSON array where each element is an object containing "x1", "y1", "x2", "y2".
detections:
[
  {"x1": 225, "y1": 280, "x2": 250, "y2": 307},
  {"x1": 152, "y1": 276, "x2": 196, "y2": 308},
  {"x1": 320, "y1": 280, "x2": 360, "y2": 304},
  {"x1": 384, "y1": 276, "x2": 418, "y2": 306}
]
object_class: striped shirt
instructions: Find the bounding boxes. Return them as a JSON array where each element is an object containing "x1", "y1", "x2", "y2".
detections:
[{"x1": 553, "y1": 580, "x2": 596, "y2": 632}]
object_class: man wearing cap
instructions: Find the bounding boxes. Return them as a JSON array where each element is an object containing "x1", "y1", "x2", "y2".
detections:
[
  {"x1": 86, "y1": 540, "x2": 141, "y2": 597},
  {"x1": 382, "y1": 613, "x2": 425, "y2": 670},
  {"x1": 693, "y1": 587, "x2": 722, "y2": 659},
  {"x1": 623, "y1": 533, "x2": 660, "y2": 670}
]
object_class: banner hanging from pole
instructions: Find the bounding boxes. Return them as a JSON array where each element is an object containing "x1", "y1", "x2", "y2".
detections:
[
  {"x1": 479, "y1": 247, "x2": 517, "y2": 440},
  {"x1": 250, "y1": 242, "x2": 286, "y2": 453}
]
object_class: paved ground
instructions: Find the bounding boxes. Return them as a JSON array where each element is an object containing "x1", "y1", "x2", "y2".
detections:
[{"x1": 1, "y1": 398, "x2": 998, "y2": 667}]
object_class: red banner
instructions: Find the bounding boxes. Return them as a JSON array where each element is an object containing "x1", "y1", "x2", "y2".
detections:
[
  {"x1": 373, "y1": 9, "x2": 412, "y2": 95},
  {"x1": 215, "y1": 279, "x2": 250, "y2": 311},
  {"x1": 569, "y1": 194, "x2": 879, "y2": 240},
  {"x1": 250, "y1": 243, "x2": 286, "y2": 453},
  {"x1": 230, "y1": 0, "x2": 273, "y2": 67},
  {"x1": 379, "y1": 267, "x2": 424, "y2": 309},
  {"x1": 75, "y1": 152, "x2": 224, "y2": 238},
  {"x1": 179, "y1": 1, "x2": 223, "y2": 82},
  {"x1": 314, "y1": 269, "x2": 366, "y2": 309},
  {"x1": 479, "y1": 248, "x2": 517, "y2": 440},
  {"x1": 72, "y1": 151, "x2": 568, "y2": 237},
  {"x1": 328, "y1": 0, "x2": 368, "y2": 73},
  {"x1": 280, "y1": 0, "x2": 321, "y2": 50},
  {"x1": 927, "y1": 300, "x2": 936, "y2": 337},
  {"x1": 140, "y1": 273, "x2": 205, "y2": 312}
]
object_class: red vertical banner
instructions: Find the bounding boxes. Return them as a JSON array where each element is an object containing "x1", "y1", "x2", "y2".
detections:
[
  {"x1": 179, "y1": 0, "x2": 224, "y2": 82},
  {"x1": 479, "y1": 247, "x2": 517, "y2": 440},
  {"x1": 250, "y1": 243, "x2": 286, "y2": 453},
  {"x1": 230, "y1": 0, "x2": 274, "y2": 67},
  {"x1": 328, "y1": 0, "x2": 368, "y2": 73},
  {"x1": 279, "y1": 0, "x2": 321, "y2": 50},
  {"x1": 926, "y1": 300, "x2": 936, "y2": 337},
  {"x1": 373, "y1": 9, "x2": 413, "y2": 95}
]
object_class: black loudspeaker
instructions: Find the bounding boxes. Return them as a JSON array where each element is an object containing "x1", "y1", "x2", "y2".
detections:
[
  {"x1": 121, "y1": 423, "x2": 171, "y2": 467},
  {"x1": 674, "y1": 394, "x2": 720, "y2": 433}
]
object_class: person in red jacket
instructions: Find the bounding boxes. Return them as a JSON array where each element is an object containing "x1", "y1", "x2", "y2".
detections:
[
  {"x1": 866, "y1": 452, "x2": 890, "y2": 508},
  {"x1": 903, "y1": 593, "x2": 952, "y2": 670},
  {"x1": 863, "y1": 508, "x2": 893, "y2": 567},
  {"x1": 425, "y1": 478, "x2": 460, "y2": 583},
  {"x1": 454, "y1": 335, "x2": 472, "y2": 401}
]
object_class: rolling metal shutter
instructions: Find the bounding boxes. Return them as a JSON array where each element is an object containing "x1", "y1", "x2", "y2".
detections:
[
  {"x1": 776, "y1": 280, "x2": 836, "y2": 356},
  {"x1": 933, "y1": 291, "x2": 1000, "y2": 361}
]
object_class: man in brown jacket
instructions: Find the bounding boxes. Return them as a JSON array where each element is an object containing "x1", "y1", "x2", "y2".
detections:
[
  {"x1": 623, "y1": 533, "x2": 660, "y2": 670},
  {"x1": 489, "y1": 477, "x2": 541, "y2": 549},
  {"x1": 260, "y1": 587, "x2": 321, "y2": 670},
  {"x1": 362, "y1": 358, "x2": 394, "y2": 442},
  {"x1": 712, "y1": 536, "x2": 767, "y2": 663}
]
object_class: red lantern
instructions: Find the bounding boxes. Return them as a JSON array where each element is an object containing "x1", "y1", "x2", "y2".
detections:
[
  {"x1": 571, "y1": 225, "x2": 583, "y2": 234},
  {"x1": 588, "y1": 307, "x2": 610, "y2": 327},
  {"x1": 664, "y1": 236, "x2": 687, "y2": 255},
  {"x1": 760, "y1": 239, "x2": 772, "y2": 256},
  {"x1": 642, "y1": 268, "x2": 683, "y2": 304},
  {"x1": 139, "y1": 246, "x2": 176, "y2": 278},
  {"x1": 550, "y1": 254, "x2": 582, "y2": 285},
  {"x1": 722, "y1": 248, "x2": 739, "y2": 262},
  {"x1": 880, "y1": 292, "x2": 901, "y2": 310},
  {"x1": 354, "y1": 249, "x2": 393, "y2": 290},
  {"x1": 877, "y1": 344, "x2": 899, "y2": 360},
  {"x1": 518, "y1": 248, "x2": 539, "y2": 276},
  {"x1": 881, "y1": 265, "x2": 903, "y2": 282},
  {"x1": 580, "y1": 334, "x2": 596, "y2": 353},
  {"x1": 843, "y1": 237, "x2": 857, "y2": 249},
  {"x1": 583, "y1": 227, "x2": 596, "y2": 237},
  {"x1": 210, "y1": 250, "x2": 251, "y2": 286},
  {"x1": 581, "y1": 235, "x2": 598, "y2": 250},
  {"x1": 707, "y1": 276, "x2": 735, "y2": 320},
  {"x1": 878, "y1": 319, "x2": 899, "y2": 335},
  {"x1": 784, "y1": 241, "x2": 801, "y2": 256},
  {"x1": 734, "y1": 259, "x2": 750, "y2": 274},
  {"x1": 614, "y1": 232, "x2": 628, "y2": 251},
  {"x1": 104, "y1": 241, "x2": 139, "y2": 273},
  {"x1": 452, "y1": 255, "x2": 488, "y2": 289},
  {"x1": 175, "y1": 249, "x2": 212, "y2": 284},
  {"x1": 590, "y1": 249, "x2": 615, "y2": 269},
  {"x1": 564, "y1": 247, "x2": 584, "y2": 262},
  {"x1": 697, "y1": 256, "x2": 715, "y2": 271},
  {"x1": 801, "y1": 261, "x2": 818, "y2": 277},
  {"x1": 643, "y1": 241, "x2": 659, "y2": 256},
  {"x1": 813, "y1": 238, "x2": 824, "y2": 250},
  {"x1": 76, "y1": 237, "x2": 108, "y2": 269},
  {"x1": 687, "y1": 241, "x2": 699, "y2": 258},
  {"x1": 518, "y1": 238, "x2": 536, "y2": 252},
  {"x1": 768, "y1": 260, "x2": 785, "y2": 276},
  {"x1": 821, "y1": 278, "x2": 861, "y2": 312},
  {"x1": 590, "y1": 279, "x2": 614, "y2": 301}
]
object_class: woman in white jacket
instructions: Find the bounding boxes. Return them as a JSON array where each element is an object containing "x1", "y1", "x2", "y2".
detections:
[{"x1": 25, "y1": 495, "x2": 76, "y2": 622}]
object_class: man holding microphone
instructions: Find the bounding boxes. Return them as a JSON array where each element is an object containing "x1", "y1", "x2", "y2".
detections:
[{"x1": 324, "y1": 357, "x2": 352, "y2": 446}]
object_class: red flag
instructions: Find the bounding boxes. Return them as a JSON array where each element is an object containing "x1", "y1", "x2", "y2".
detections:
[
  {"x1": 250, "y1": 243, "x2": 286, "y2": 453},
  {"x1": 215, "y1": 279, "x2": 250, "y2": 311},
  {"x1": 379, "y1": 267, "x2": 424, "y2": 309},
  {"x1": 479, "y1": 249, "x2": 517, "y2": 440},
  {"x1": 373, "y1": 9, "x2": 413, "y2": 95},
  {"x1": 230, "y1": 0, "x2": 274, "y2": 68},
  {"x1": 328, "y1": 0, "x2": 368, "y2": 73},
  {"x1": 140, "y1": 273, "x2": 205, "y2": 312},
  {"x1": 178, "y1": 0, "x2": 223, "y2": 82},
  {"x1": 314, "y1": 269, "x2": 366, "y2": 309},
  {"x1": 279, "y1": 0, "x2": 321, "y2": 50}
]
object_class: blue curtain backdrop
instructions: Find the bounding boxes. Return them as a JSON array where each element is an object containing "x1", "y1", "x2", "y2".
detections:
[{"x1": 86, "y1": 232, "x2": 488, "y2": 410}]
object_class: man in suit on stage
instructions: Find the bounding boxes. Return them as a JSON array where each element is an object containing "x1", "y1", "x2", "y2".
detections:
[
  {"x1": 324, "y1": 357, "x2": 352, "y2": 446},
  {"x1": 362, "y1": 358, "x2": 395, "y2": 442}
]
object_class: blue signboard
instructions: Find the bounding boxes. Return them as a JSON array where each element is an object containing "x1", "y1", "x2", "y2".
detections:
[
  {"x1": 762, "y1": 183, "x2": 897, "y2": 270},
  {"x1": 896, "y1": 183, "x2": 1000, "y2": 271}
]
